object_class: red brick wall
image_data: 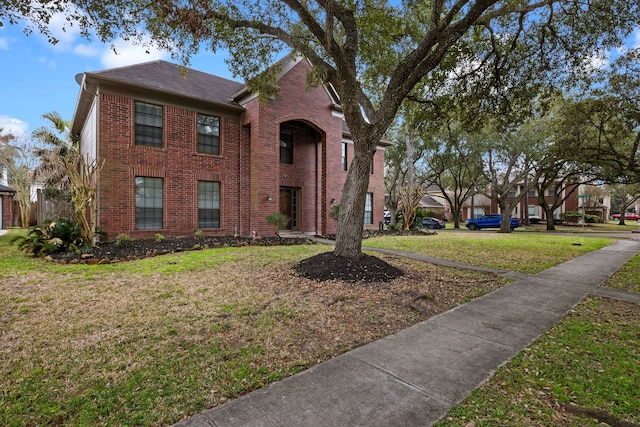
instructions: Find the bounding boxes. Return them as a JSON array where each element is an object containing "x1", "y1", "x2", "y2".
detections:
[
  {"x1": 242, "y1": 59, "x2": 386, "y2": 235},
  {"x1": 96, "y1": 93, "x2": 246, "y2": 240},
  {"x1": 93, "y1": 59, "x2": 386, "y2": 240}
]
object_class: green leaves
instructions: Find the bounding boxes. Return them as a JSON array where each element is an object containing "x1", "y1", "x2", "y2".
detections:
[{"x1": 10, "y1": 217, "x2": 91, "y2": 256}]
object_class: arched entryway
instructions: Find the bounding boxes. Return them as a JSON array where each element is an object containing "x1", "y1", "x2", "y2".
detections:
[{"x1": 278, "y1": 120, "x2": 325, "y2": 233}]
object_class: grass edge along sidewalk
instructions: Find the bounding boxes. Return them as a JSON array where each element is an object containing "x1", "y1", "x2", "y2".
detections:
[
  {"x1": 173, "y1": 239, "x2": 640, "y2": 427},
  {"x1": 1, "y1": 231, "x2": 638, "y2": 426},
  {"x1": 435, "y1": 243, "x2": 640, "y2": 427}
]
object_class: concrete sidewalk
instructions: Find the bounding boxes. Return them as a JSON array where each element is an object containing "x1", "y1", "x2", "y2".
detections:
[{"x1": 175, "y1": 239, "x2": 640, "y2": 427}]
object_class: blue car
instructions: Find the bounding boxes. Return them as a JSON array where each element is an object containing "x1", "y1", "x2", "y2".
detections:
[{"x1": 465, "y1": 214, "x2": 521, "y2": 231}]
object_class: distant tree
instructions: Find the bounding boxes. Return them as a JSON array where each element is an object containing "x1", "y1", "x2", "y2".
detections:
[
  {"x1": 1, "y1": 129, "x2": 34, "y2": 226},
  {"x1": 607, "y1": 184, "x2": 640, "y2": 226},
  {"x1": 2, "y1": 137, "x2": 38, "y2": 227},
  {"x1": 0, "y1": 128, "x2": 19, "y2": 172},
  {"x1": 422, "y1": 112, "x2": 486, "y2": 229},
  {"x1": 9, "y1": 164, "x2": 32, "y2": 227},
  {"x1": 555, "y1": 49, "x2": 640, "y2": 184},
  {"x1": 474, "y1": 119, "x2": 548, "y2": 232}
]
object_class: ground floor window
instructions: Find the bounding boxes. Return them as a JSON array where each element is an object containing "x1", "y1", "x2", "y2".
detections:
[
  {"x1": 473, "y1": 207, "x2": 485, "y2": 219},
  {"x1": 364, "y1": 192, "x2": 373, "y2": 224},
  {"x1": 198, "y1": 181, "x2": 220, "y2": 228},
  {"x1": 135, "y1": 177, "x2": 163, "y2": 229}
]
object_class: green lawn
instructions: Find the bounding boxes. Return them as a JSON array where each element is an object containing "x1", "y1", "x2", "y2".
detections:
[
  {"x1": 436, "y1": 297, "x2": 639, "y2": 426},
  {"x1": 434, "y1": 236, "x2": 640, "y2": 427},
  {"x1": 365, "y1": 233, "x2": 614, "y2": 274},
  {"x1": 1, "y1": 229, "x2": 637, "y2": 426}
]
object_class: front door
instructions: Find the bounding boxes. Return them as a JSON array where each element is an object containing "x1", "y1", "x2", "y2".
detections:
[{"x1": 279, "y1": 187, "x2": 298, "y2": 231}]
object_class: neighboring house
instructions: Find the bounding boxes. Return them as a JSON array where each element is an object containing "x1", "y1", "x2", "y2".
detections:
[
  {"x1": 431, "y1": 181, "x2": 593, "y2": 222},
  {"x1": 498, "y1": 182, "x2": 614, "y2": 222},
  {"x1": 423, "y1": 186, "x2": 490, "y2": 221},
  {"x1": 417, "y1": 194, "x2": 445, "y2": 217},
  {"x1": 71, "y1": 57, "x2": 387, "y2": 240},
  {"x1": 461, "y1": 193, "x2": 493, "y2": 221},
  {"x1": 0, "y1": 183, "x2": 16, "y2": 229},
  {"x1": 493, "y1": 182, "x2": 582, "y2": 221},
  {"x1": 576, "y1": 184, "x2": 611, "y2": 222}
]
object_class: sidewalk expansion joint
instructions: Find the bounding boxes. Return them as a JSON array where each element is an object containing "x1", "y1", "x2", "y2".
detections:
[{"x1": 354, "y1": 357, "x2": 454, "y2": 406}]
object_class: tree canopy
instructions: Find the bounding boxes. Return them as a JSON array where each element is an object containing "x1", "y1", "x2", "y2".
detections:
[{"x1": 4, "y1": 0, "x2": 639, "y2": 256}]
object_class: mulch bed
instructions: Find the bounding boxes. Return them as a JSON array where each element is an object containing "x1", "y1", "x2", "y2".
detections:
[
  {"x1": 48, "y1": 229, "x2": 434, "y2": 283},
  {"x1": 295, "y1": 252, "x2": 405, "y2": 283},
  {"x1": 49, "y1": 235, "x2": 315, "y2": 264}
]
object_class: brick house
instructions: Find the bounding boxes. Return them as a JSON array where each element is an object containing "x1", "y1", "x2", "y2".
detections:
[
  {"x1": 71, "y1": 57, "x2": 387, "y2": 240},
  {"x1": 491, "y1": 184, "x2": 580, "y2": 222},
  {"x1": 434, "y1": 182, "x2": 582, "y2": 222}
]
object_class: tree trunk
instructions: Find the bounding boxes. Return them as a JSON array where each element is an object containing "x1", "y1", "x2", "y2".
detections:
[
  {"x1": 498, "y1": 201, "x2": 513, "y2": 233},
  {"x1": 544, "y1": 205, "x2": 556, "y2": 231},
  {"x1": 334, "y1": 146, "x2": 373, "y2": 259}
]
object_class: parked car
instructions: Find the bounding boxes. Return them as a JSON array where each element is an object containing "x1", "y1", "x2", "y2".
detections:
[
  {"x1": 384, "y1": 210, "x2": 391, "y2": 225},
  {"x1": 465, "y1": 214, "x2": 522, "y2": 231},
  {"x1": 612, "y1": 212, "x2": 640, "y2": 221},
  {"x1": 421, "y1": 217, "x2": 446, "y2": 229}
]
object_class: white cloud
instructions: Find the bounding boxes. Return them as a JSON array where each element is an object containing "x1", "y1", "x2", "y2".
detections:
[
  {"x1": 73, "y1": 43, "x2": 100, "y2": 57},
  {"x1": 0, "y1": 115, "x2": 29, "y2": 138},
  {"x1": 45, "y1": 8, "x2": 83, "y2": 51},
  {"x1": 100, "y1": 38, "x2": 169, "y2": 68},
  {"x1": 36, "y1": 56, "x2": 57, "y2": 69},
  {"x1": 632, "y1": 27, "x2": 640, "y2": 49},
  {"x1": 581, "y1": 49, "x2": 610, "y2": 72},
  {"x1": 0, "y1": 38, "x2": 8, "y2": 50}
]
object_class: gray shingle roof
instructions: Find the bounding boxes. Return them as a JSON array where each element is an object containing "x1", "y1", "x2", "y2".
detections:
[
  {"x1": 87, "y1": 60, "x2": 246, "y2": 107},
  {"x1": 419, "y1": 195, "x2": 444, "y2": 208},
  {"x1": 0, "y1": 183, "x2": 16, "y2": 193}
]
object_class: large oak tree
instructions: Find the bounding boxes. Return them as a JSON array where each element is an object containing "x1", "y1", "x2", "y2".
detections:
[{"x1": 4, "y1": 0, "x2": 638, "y2": 258}]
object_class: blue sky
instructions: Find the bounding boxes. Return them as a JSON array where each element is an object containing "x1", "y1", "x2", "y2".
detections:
[{"x1": 0, "y1": 18, "x2": 236, "y2": 141}]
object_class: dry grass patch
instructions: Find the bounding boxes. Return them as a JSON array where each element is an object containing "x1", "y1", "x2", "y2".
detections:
[{"x1": 1, "y1": 244, "x2": 509, "y2": 426}]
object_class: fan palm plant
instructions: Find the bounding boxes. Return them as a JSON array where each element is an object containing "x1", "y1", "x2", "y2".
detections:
[
  {"x1": 31, "y1": 112, "x2": 76, "y2": 216},
  {"x1": 32, "y1": 112, "x2": 102, "y2": 244}
]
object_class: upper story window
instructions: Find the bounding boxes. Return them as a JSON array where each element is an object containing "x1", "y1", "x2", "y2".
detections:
[
  {"x1": 342, "y1": 142, "x2": 348, "y2": 171},
  {"x1": 197, "y1": 114, "x2": 220, "y2": 155},
  {"x1": 135, "y1": 101, "x2": 163, "y2": 147},
  {"x1": 280, "y1": 130, "x2": 293, "y2": 164}
]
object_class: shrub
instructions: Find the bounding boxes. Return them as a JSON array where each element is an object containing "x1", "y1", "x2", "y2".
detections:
[
  {"x1": 561, "y1": 211, "x2": 600, "y2": 224},
  {"x1": 328, "y1": 204, "x2": 340, "y2": 221},
  {"x1": 10, "y1": 217, "x2": 91, "y2": 256},
  {"x1": 115, "y1": 234, "x2": 130, "y2": 248},
  {"x1": 266, "y1": 212, "x2": 288, "y2": 236},
  {"x1": 154, "y1": 233, "x2": 165, "y2": 243}
]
